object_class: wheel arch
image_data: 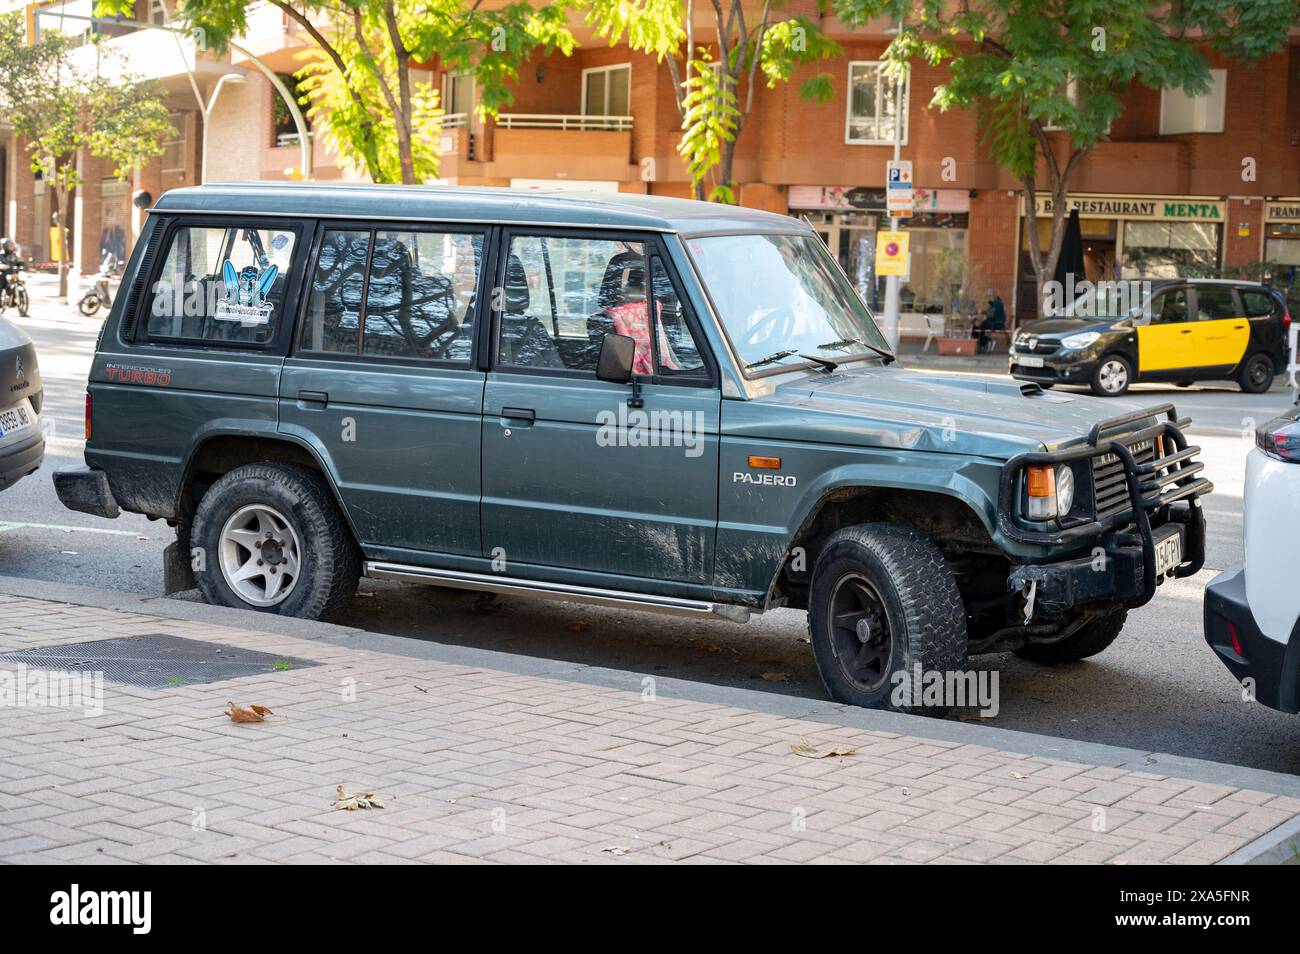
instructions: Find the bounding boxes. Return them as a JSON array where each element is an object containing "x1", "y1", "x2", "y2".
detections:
[{"x1": 175, "y1": 425, "x2": 358, "y2": 544}]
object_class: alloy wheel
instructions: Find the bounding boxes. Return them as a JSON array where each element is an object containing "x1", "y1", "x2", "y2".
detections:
[
  {"x1": 827, "y1": 572, "x2": 894, "y2": 691},
  {"x1": 218, "y1": 504, "x2": 303, "y2": 607}
]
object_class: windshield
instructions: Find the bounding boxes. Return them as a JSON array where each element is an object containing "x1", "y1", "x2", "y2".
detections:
[
  {"x1": 686, "y1": 233, "x2": 891, "y2": 370},
  {"x1": 1054, "y1": 280, "x2": 1154, "y2": 321}
]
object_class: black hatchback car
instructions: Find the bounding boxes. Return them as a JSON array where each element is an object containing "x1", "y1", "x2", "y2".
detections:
[{"x1": 1010, "y1": 278, "x2": 1289, "y2": 396}]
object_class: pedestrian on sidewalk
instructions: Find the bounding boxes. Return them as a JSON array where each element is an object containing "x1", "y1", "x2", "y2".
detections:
[{"x1": 974, "y1": 288, "x2": 1006, "y2": 354}]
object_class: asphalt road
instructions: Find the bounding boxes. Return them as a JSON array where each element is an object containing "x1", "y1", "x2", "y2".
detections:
[{"x1": 3, "y1": 277, "x2": 1297, "y2": 775}]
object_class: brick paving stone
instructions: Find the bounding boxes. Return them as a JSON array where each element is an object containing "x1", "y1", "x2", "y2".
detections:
[{"x1": 0, "y1": 594, "x2": 1296, "y2": 865}]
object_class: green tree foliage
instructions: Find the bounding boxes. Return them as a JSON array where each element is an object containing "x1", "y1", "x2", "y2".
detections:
[
  {"x1": 833, "y1": 0, "x2": 1296, "y2": 315},
  {"x1": 585, "y1": 0, "x2": 840, "y2": 201},
  {"x1": 94, "y1": 0, "x2": 577, "y2": 184},
  {"x1": 0, "y1": 13, "x2": 171, "y2": 295}
]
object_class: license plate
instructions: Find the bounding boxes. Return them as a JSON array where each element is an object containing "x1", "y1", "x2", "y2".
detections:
[
  {"x1": 0, "y1": 401, "x2": 32, "y2": 438},
  {"x1": 1153, "y1": 528, "x2": 1182, "y2": 577},
  {"x1": 1017, "y1": 355, "x2": 1045, "y2": 368}
]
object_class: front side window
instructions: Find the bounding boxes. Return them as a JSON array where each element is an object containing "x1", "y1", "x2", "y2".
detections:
[
  {"x1": 687, "y1": 232, "x2": 890, "y2": 371},
  {"x1": 1150, "y1": 288, "x2": 1191, "y2": 324},
  {"x1": 299, "y1": 228, "x2": 481, "y2": 363},
  {"x1": 497, "y1": 234, "x2": 706, "y2": 377},
  {"x1": 147, "y1": 224, "x2": 297, "y2": 345},
  {"x1": 846, "y1": 61, "x2": 907, "y2": 145}
]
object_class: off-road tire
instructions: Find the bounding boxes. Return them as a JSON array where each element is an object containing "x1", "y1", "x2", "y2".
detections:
[
  {"x1": 191, "y1": 462, "x2": 360, "y2": 620},
  {"x1": 1237, "y1": 353, "x2": 1274, "y2": 395},
  {"x1": 807, "y1": 523, "x2": 967, "y2": 714},
  {"x1": 1014, "y1": 608, "x2": 1128, "y2": 663}
]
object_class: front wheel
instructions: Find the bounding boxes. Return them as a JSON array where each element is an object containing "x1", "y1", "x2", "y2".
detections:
[
  {"x1": 1014, "y1": 609, "x2": 1128, "y2": 663},
  {"x1": 77, "y1": 293, "x2": 101, "y2": 317},
  {"x1": 1237, "y1": 353, "x2": 1274, "y2": 394},
  {"x1": 14, "y1": 286, "x2": 28, "y2": 318},
  {"x1": 191, "y1": 462, "x2": 360, "y2": 620},
  {"x1": 1090, "y1": 354, "x2": 1132, "y2": 396},
  {"x1": 807, "y1": 523, "x2": 967, "y2": 714}
]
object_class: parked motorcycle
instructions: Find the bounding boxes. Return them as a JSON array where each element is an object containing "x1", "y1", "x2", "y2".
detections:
[
  {"x1": 0, "y1": 267, "x2": 28, "y2": 319},
  {"x1": 78, "y1": 252, "x2": 120, "y2": 317}
]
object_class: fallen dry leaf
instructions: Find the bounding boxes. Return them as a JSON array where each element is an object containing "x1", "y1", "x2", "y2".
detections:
[
  {"x1": 249, "y1": 704, "x2": 274, "y2": 717},
  {"x1": 567, "y1": 621, "x2": 590, "y2": 633},
  {"x1": 225, "y1": 701, "x2": 266, "y2": 724},
  {"x1": 759, "y1": 672, "x2": 789, "y2": 682},
  {"x1": 332, "y1": 785, "x2": 385, "y2": 811},
  {"x1": 1010, "y1": 772, "x2": 1030, "y2": 780},
  {"x1": 600, "y1": 845, "x2": 631, "y2": 856},
  {"x1": 696, "y1": 642, "x2": 723, "y2": 654},
  {"x1": 790, "y1": 736, "x2": 857, "y2": 759}
]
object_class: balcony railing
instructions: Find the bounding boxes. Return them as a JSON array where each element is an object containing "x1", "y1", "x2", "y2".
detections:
[
  {"x1": 495, "y1": 113, "x2": 633, "y2": 132},
  {"x1": 440, "y1": 113, "x2": 470, "y2": 129}
]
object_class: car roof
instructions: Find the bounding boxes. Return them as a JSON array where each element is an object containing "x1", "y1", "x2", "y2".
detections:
[
  {"x1": 1146, "y1": 277, "x2": 1272, "y2": 290},
  {"x1": 152, "y1": 183, "x2": 808, "y2": 236}
]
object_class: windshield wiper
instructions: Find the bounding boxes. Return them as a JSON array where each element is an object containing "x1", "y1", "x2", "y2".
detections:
[
  {"x1": 817, "y1": 336, "x2": 896, "y2": 365},
  {"x1": 744, "y1": 349, "x2": 838, "y2": 372},
  {"x1": 745, "y1": 349, "x2": 800, "y2": 370}
]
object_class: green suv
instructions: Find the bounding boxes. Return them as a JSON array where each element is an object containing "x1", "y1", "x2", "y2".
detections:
[{"x1": 53, "y1": 184, "x2": 1212, "y2": 711}]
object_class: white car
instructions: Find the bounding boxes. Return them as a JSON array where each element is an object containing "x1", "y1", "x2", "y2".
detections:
[
  {"x1": 1204, "y1": 410, "x2": 1300, "y2": 712},
  {"x1": 0, "y1": 315, "x2": 43, "y2": 492}
]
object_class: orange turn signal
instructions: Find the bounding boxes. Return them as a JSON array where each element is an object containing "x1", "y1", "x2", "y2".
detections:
[
  {"x1": 748, "y1": 455, "x2": 781, "y2": 470},
  {"x1": 1026, "y1": 464, "x2": 1056, "y2": 498}
]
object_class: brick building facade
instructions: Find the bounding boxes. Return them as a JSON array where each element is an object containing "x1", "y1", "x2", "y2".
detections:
[{"x1": 3, "y1": 1, "x2": 1299, "y2": 327}]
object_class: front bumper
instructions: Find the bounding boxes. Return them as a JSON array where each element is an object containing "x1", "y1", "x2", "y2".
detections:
[
  {"x1": 1204, "y1": 564, "x2": 1300, "y2": 714},
  {"x1": 1008, "y1": 348, "x2": 1098, "y2": 384},
  {"x1": 0, "y1": 430, "x2": 44, "y2": 492},
  {"x1": 52, "y1": 465, "x2": 120, "y2": 518},
  {"x1": 1000, "y1": 403, "x2": 1211, "y2": 611}
]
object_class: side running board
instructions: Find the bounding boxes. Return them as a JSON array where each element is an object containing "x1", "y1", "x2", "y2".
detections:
[{"x1": 364, "y1": 562, "x2": 751, "y2": 623}]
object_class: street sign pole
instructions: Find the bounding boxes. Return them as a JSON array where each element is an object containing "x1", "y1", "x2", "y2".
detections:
[
  {"x1": 881, "y1": 68, "x2": 908, "y2": 352},
  {"x1": 878, "y1": 70, "x2": 909, "y2": 353}
]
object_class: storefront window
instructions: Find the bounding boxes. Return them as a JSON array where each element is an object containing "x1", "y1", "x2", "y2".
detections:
[
  {"x1": 1120, "y1": 221, "x2": 1220, "y2": 277},
  {"x1": 1265, "y1": 224, "x2": 1300, "y2": 266}
]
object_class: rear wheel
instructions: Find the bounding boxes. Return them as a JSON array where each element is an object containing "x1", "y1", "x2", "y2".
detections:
[
  {"x1": 77, "y1": 294, "x2": 101, "y2": 317},
  {"x1": 1237, "y1": 353, "x2": 1274, "y2": 394},
  {"x1": 1090, "y1": 355, "x2": 1132, "y2": 396},
  {"x1": 191, "y1": 462, "x2": 360, "y2": 620},
  {"x1": 807, "y1": 523, "x2": 967, "y2": 714},
  {"x1": 1014, "y1": 609, "x2": 1128, "y2": 663}
]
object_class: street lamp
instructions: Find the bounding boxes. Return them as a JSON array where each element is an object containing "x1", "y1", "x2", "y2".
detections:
[{"x1": 199, "y1": 72, "x2": 246, "y2": 185}]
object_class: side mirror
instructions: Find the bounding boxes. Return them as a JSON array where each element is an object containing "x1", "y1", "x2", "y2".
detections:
[{"x1": 596, "y1": 332, "x2": 635, "y2": 384}]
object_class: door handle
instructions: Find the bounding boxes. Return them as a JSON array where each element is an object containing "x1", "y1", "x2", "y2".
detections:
[
  {"x1": 1179, "y1": 329, "x2": 1192, "y2": 334},
  {"x1": 501, "y1": 407, "x2": 535, "y2": 424},
  {"x1": 297, "y1": 390, "x2": 329, "y2": 406}
]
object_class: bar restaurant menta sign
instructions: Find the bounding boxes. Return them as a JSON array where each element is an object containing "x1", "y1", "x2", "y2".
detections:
[{"x1": 1029, "y1": 194, "x2": 1225, "y2": 221}]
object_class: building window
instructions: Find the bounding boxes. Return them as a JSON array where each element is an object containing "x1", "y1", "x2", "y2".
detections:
[
  {"x1": 161, "y1": 112, "x2": 186, "y2": 172},
  {"x1": 846, "y1": 61, "x2": 907, "y2": 145},
  {"x1": 147, "y1": 0, "x2": 167, "y2": 25},
  {"x1": 582, "y1": 64, "x2": 631, "y2": 119},
  {"x1": 442, "y1": 72, "x2": 474, "y2": 127},
  {"x1": 1043, "y1": 78, "x2": 1078, "y2": 132},
  {"x1": 1120, "y1": 221, "x2": 1220, "y2": 278},
  {"x1": 1160, "y1": 69, "x2": 1226, "y2": 135}
]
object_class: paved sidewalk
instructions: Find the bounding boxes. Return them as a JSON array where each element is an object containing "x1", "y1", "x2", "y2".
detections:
[{"x1": 1, "y1": 592, "x2": 1298, "y2": 865}]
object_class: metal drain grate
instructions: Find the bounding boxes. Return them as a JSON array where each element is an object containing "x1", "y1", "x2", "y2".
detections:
[{"x1": 0, "y1": 634, "x2": 318, "y2": 688}]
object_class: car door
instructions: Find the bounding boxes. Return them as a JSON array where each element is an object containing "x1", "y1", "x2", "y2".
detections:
[
  {"x1": 1188, "y1": 285, "x2": 1251, "y2": 375},
  {"x1": 1135, "y1": 284, "x2": 1198, "y2": 373},
  {"x1": 480, "y1": 228, "x2": 721, "y2": 588},
  {"x1": 278, "y1": 223, "x2": 490, "y2": 557}
]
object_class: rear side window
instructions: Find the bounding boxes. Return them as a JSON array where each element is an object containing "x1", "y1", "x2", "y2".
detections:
[
  {"x1": 1240, "y1": 290, "x2": 1278, "y2": 318},
  {"x1": 299, "y1": 227, "x2": 481, "y2": 364},
  {"x1": 146, "y1": 224, "x2": 297, "y2": 345}
]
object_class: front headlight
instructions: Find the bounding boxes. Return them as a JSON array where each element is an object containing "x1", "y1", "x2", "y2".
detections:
[
  {"x1": 1055, "y1": 464, "x2": 1075, "y2": 515},
  {"x1": 1060, "y1": 331, "x2": 1100, "y2": 350}
]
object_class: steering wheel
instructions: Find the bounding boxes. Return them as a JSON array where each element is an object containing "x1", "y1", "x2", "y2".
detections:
[{"x1": 737, "y1": 306, "x2": 795, "y2": 350}]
